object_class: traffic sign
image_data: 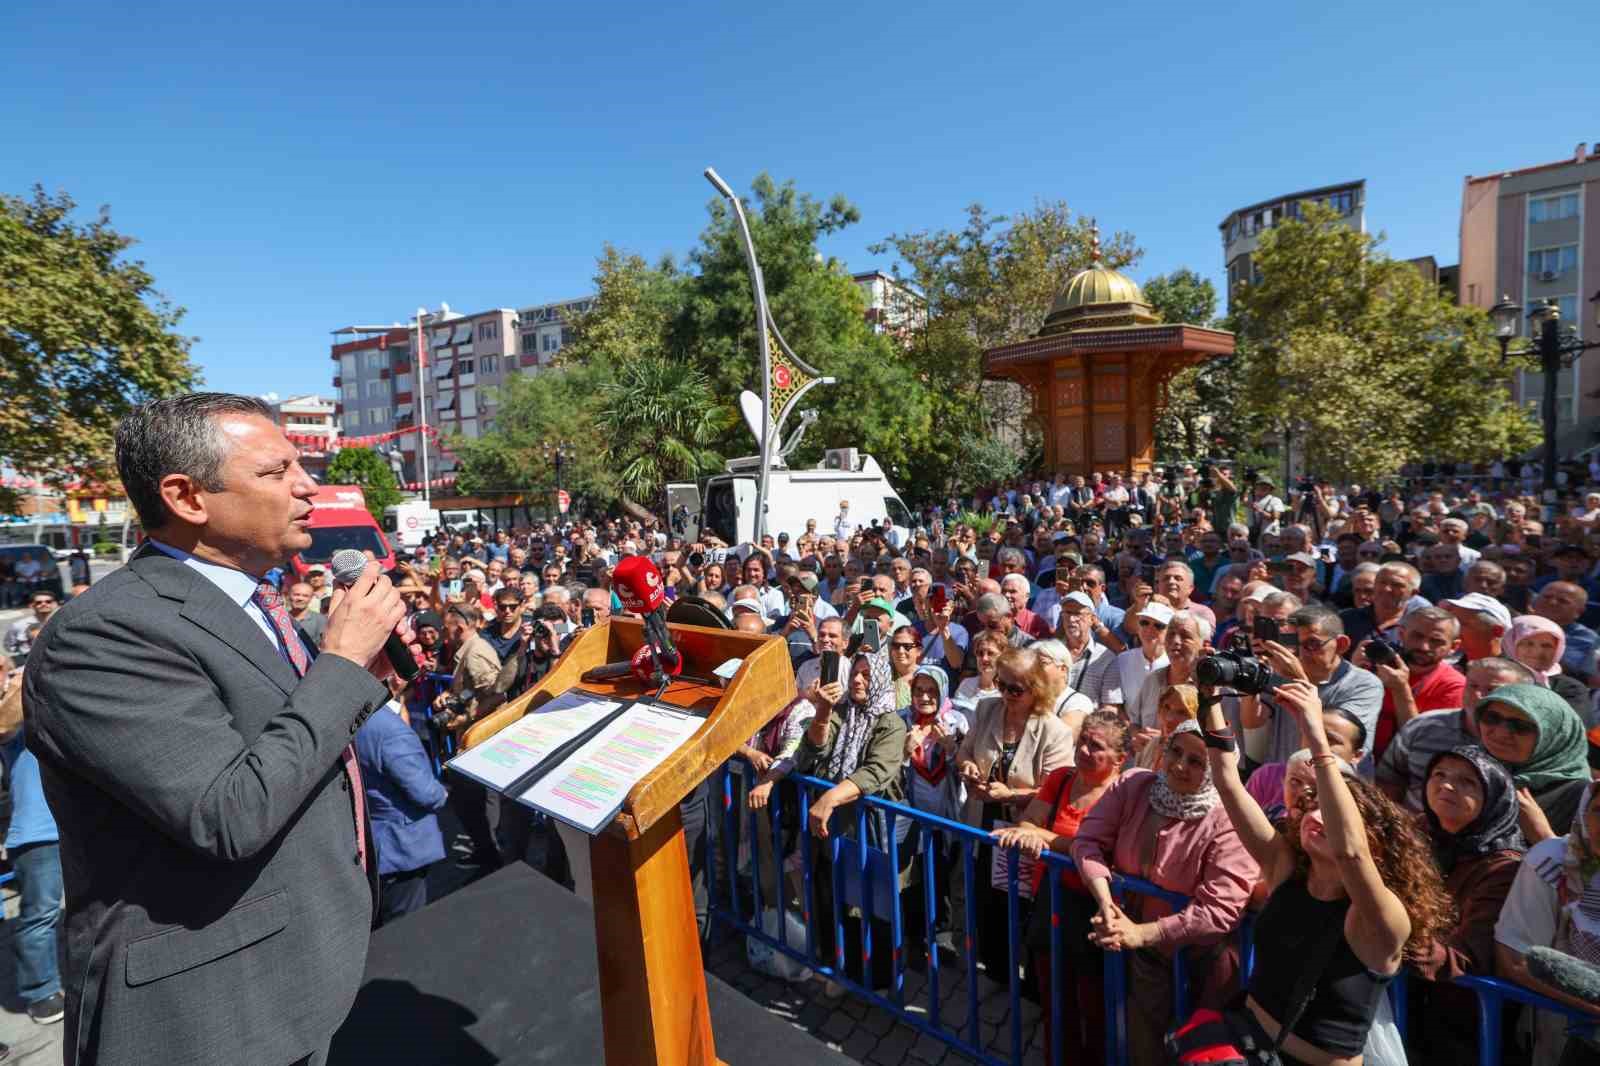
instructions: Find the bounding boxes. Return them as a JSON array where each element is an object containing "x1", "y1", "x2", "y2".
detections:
[{"x1": 557, "y1": 489, "x2": 571, "y2": 514}]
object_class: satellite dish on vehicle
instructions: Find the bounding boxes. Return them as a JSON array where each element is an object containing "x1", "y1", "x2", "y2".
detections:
[{"x1": 738, "y1": 389, "x2": 767, "y2": 451}]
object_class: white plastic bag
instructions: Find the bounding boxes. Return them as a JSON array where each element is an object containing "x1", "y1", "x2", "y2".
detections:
[
  {"x1": 744, "y1": 907, "x2": 814, "y2": 982},
  {"x1": 1363, "y1": 986, "x2": 1408, "y2": 1066}
]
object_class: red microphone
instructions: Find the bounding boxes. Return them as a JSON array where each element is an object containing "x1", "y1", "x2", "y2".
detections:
[{"x1": 611, "y1": 555, "x2": 682, "y2": 682}]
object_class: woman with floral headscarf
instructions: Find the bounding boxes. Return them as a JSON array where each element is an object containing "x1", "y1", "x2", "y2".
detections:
[
  {"x1": 1495, "y1": 779, "x2": 1600, "y2": 1065},
  {"x1": 1472, "y1": 684, "x2": 1591, "y2": 840},
  {"x1": 1410, "y1": 744, "x2": 1526, "y2": 1060},
  {"x1": 1072, "y1": 719, "x2": 1259, "y2": 1066},
  {"x1": 794, "y1": 647, "x2": 908, "y2": 990},
  {"x1": 898, "y1": 664, "x2": 968, "y2": 946},
  {"x1": 1510, "y1": 614, "x2": 1591, "y2": 718}
]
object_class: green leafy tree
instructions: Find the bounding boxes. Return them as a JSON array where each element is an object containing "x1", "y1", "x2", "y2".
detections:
[
  {"x1": 0, "y1": 186, "x2": 197, "y2": 510},
  {"x1": 448, "y1": 361, "x2": 617, "y2": 512},
  {"x1": 870, "y1": 202, "x2": 1142, "y2": 488},
  {"x1": 1143, "y1": 269, "x2": 1263, "y2": 462},
  {"x1": 1231, "y1": 201, "x2": 1538, "y2": 483},
  {"x1": 323, "y1": 447, "x2": 403, "y2": 519},
  {"x1": 596, "y1": 356, "x2": 734, "y2": 512}
]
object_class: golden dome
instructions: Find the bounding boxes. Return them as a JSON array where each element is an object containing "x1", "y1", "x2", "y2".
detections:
[
  {"x1": 1047, "y1": 263, "x2": 1147, "y2": 318},
  {"x1": 1039, "y1": 223, "x2": 1158, "y2": 335}
]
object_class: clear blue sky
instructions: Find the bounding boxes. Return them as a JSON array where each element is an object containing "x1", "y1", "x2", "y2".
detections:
[{"x1": 4, "y1": 0, "x2": 1596, "y2": 399}]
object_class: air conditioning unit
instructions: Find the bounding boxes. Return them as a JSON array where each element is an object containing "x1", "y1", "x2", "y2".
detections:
[
  {"x1": 824, "y1": 448, "x2": 859, "y2": 471},
  {"x1": 1539, "y1": 270, "x2": 1559, "y2": 283}
]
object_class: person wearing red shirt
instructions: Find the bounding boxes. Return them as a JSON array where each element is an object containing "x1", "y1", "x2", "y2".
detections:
[{"x1": 1355, "y1": 606, "x2": 1465, "y2": 760}]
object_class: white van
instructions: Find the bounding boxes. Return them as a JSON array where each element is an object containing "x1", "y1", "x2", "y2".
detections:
[
  {"x1": 381, "y1": 500, "x2": 442, "y2": 548},
  {"x1": 694, "y1": 449, "x2": 913, "y2": 546}
]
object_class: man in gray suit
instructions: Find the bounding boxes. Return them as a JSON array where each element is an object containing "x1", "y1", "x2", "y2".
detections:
[{"x1": 25, "y1": 393, "x2": 409, "y2": 1066}]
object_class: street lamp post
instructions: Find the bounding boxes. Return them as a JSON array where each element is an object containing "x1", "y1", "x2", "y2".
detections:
[
  {"x1": 542, "y1": 440, "x2": 572, "y2": 513},
  {"x1": 1490, "y1": 292, "x2": 1600, "y2": 497}
]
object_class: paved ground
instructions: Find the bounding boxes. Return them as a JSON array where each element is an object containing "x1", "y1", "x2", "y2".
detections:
[{"x1": 703, "y1": 929, "x2": 1048, "y2": 1066}]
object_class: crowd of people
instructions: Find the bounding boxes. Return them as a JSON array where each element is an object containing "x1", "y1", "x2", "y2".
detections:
[{"x1": 14, "y1": 451, "x2": 1600, "y2": 1064}]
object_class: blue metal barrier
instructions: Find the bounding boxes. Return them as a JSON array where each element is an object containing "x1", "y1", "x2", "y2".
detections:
[
  {"x1": 718, "y1": 761, "x2": 1600, "y2": 1066},
  {"x1": 709, "y1": 761, "x2": 1200, "y2": 1066}
]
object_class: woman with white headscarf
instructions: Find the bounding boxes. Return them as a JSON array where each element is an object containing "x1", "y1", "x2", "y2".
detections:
[{"x1": 794, "y1": 647, "x2": 909, "y2": 991}]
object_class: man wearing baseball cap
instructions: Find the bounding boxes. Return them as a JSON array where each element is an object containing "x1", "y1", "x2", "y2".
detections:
[{"x1": 1441, "y1": 592, "x2": 1512, "y2": 664}]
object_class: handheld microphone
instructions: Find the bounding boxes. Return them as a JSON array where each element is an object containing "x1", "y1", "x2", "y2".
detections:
[
  {"x1": 329, "y1": 549, "x2": 420, "y2": 681},
  {"x1": 612, "y1": 555, "x2": 682, "y2": 681}
]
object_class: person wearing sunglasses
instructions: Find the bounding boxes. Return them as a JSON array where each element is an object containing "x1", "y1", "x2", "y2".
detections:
[
  {"x1": 954, "y1": 647, "x2": 1074, "y2": 986},
  {"x1": 1471, "y1": 684, "x2": 1591, "y2": 840},
  {"x1": 1106, "y1": 602, "x2": 1173, "y2": 722}
]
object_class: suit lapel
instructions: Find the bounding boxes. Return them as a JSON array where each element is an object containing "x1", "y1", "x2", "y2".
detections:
[{"x1": 129, "y1": 546, "x2": 299, "y2": 695}]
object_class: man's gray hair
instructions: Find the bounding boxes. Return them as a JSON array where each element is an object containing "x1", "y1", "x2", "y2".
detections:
[
  {"x1": 1469, "y1": 656, "x2": 1538, "y2": 685},
  {"x1": 1172, "y1": 611, "x2": 1213, "y2": 642},
  {"x1": 1406, "y1": 605, "x2": 1460, "y2": 638},
  {"x1": 1000, "y1": 572, "x2": 1031, "y2": 591},
  {"x1": 1378, "y1": 560, "x2": 1422, "y2": 591},
  {"x1": 1288, "y1": 604, "x2": 1344, "y2": 638},
  {"x1": 1261, "y1": 591, "x2": 1303, "y2": 614},
  {"x1": 974, "y1": 592, "x2": 1010, "y2": 616},
  {"x1": 543, "y1": 586, "x2": 572, "y2": 605},
  {"x1": 116, "y1": 392, "x2": 273, "y2": 529},
  {"x1": 995, "y1": 547, "x2": 1027, "y2": 569},
  {"x1": 1351, "y1": 562, "x2": 1380, "y2": 579}
]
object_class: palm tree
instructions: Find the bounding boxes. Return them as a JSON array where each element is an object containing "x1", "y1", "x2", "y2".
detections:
[{"x1": 596, "y1": 356, "x2": 732, "y2": 518}]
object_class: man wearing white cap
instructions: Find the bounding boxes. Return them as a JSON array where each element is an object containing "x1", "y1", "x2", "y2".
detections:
[
  {"x1": 1106, "y1": 601, "x2": 1171, "y2": 717},
  {"x1": 1441, "y1": 592, "x2": 1512, "y2": 665},
  {"x1": 1057, "y1": 591, "x2": 1119, "y2": 709}
]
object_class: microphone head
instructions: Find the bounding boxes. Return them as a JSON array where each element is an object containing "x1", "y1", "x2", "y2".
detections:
[
  {"x1": 612, "y1": 555, "x2": 667, "y2": 614},
  {"x1": 1527, "y1": 945, "x2": 1600, "y2": 1004},
  {"x1": 330, "y1": 549, "x2": 369, "y2": 587}
]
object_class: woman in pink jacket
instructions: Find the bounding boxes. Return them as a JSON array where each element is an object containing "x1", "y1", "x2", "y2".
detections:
[{"x1": 1070, "y1": 719, "x2": 1259, "y2": 1066}]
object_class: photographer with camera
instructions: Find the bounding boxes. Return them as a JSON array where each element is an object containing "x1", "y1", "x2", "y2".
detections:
[
  {"x1": 1237, "y1": 605, "x2": 1384, "y2": 772},
  {"x1": 432, "y1": 602, "x2": 510, "y2": 871},
  {"x1": 1352, "y1": 606, "x2": 1466, "y2": 762},
  {"x1": 1246, "y1": 474, "x2": 1288, "y2": 542}
]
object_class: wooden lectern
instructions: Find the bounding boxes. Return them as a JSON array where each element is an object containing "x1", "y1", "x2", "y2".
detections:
[{"x1": 460, "y1": 617, "x2": 795, "y2": 1066}]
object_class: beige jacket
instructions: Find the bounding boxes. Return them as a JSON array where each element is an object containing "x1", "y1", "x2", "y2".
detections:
[{"x1": 955, "y1": 696, "x2": 1074, "y2": 826}]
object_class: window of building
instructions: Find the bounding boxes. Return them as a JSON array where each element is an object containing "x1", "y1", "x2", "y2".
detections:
[
  {"x1": 520, "y1": 332, "x2": 538, "y2": 353},
  {"x1": 456, "y1": 358, "x2": 474, "y2": 375},
  {"x1": 1529, "y1": 193, "x2": 1580, "y2": 223},
  {"x1": 478, "y1": 321, "x2": 498, "y2": 341},
  {"x1": 560, "y1": 328, "x2": 574, "y2": 347},
  {"x1": 543, "y1": 333, "x2": 559, "y2": 352},
  {"x1": 480, "y1": 354, "x2": 499, "y2": 374},
  {"x1": 362, "y1": 350, "x2": 384, "y2": 372},
  {"x1": 342, "y1": 383, "x2": 359, "y2": 401},
  {"x1": 433, "y1": 357, "x2": 454, "y2": 379},
  {"x1": 340, "y1": 353, "x2": 358, "y2": 378},
  {"x1": 368, "y1": 407, "x2": 388, "y2": 425},
  {"x1": 1527, "y1": 245, "x2": 1579, "y2": 277},
  {"x1": 365, "y1": 379, "x2": 390, "y2": 398},
  {"x1": 395, "y1": 372, "x2": 413, "y2": 392}
]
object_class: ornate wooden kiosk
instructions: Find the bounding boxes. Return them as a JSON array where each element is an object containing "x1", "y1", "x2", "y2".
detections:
[
  {"x1": 461, "y1": 618, "x2": 794, "y2": 1066},
  {"x1": 983, "y1": 230, "x2": 1235, "y2": 475}
]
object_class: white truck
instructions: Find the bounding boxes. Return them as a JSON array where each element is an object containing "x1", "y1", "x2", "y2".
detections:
[
  {"x1": 381, "y1": 500, "x2": 442, "y2": 548},
  {"x1": 680, "y1": 448, "x2": 914, "y2": 547}
]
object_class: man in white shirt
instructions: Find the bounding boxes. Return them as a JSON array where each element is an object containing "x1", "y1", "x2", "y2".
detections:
[{"x1": 834, "y1": 501, "x2": 856, "y2": 542}]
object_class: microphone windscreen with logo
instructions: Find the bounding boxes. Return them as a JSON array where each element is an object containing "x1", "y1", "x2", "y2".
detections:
[
  {"x1": 612, "y1": 555, "x2": 667, "y2": 614},
  {"x1": 330, "y1": 549, "x2": 369, "y2": 587},
  {"x1": 1527, "y1": 945, "x2": 1600, "y2": 1004}
]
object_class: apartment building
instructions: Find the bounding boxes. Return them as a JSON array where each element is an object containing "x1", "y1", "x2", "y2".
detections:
[
  {"x1": 330, "y1": 297, "x2": 595, "y2": 480},
  {"x1": 266, "y1": 394, "x2": 338, "y2": 479},
  {"x1": 1459, "y1": 142, "x2": 1600, "y2": 443},
  {"x1": 1218, "y1": 180, "x2": 1366, "y2": 309}
]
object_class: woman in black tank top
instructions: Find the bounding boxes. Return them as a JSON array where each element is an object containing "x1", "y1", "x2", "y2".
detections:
[{"x1": 1189, "y1": 679, "x2": 1453, "y2": 1065}]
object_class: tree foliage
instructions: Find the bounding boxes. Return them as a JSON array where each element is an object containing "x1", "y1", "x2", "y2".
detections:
[
  {"x1": 324, "y1": 447, "x2": 403, "y2": 519},
  {"x1": 1143, "y1": 269, "x2": 1263, "y2": 462},
  {"x1": 596, "y1": 355, "x2": 733, "y2": 507},
  {"x1": 1230, "y1": 201, "x2": 1538, "y2": 483},
  {"x1": 448, "y1": 361, "x2": 617, "y2": 511},
  {"x1": 0, "y1": 186, "x2": 197, "y2": 510},
  {"x1": 870, "y1": 203, "x2": 1142, "y2": 489}
]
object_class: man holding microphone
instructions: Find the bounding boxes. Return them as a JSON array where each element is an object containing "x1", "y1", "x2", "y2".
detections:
[{"x1": 25, "y1": 393, "x2": 414, "y2": 1066}]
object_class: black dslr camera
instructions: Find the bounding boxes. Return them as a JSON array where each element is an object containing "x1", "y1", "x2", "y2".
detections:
[{"x1": 1196, "y1": 633, "x2": 1287, "y2": 696}]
